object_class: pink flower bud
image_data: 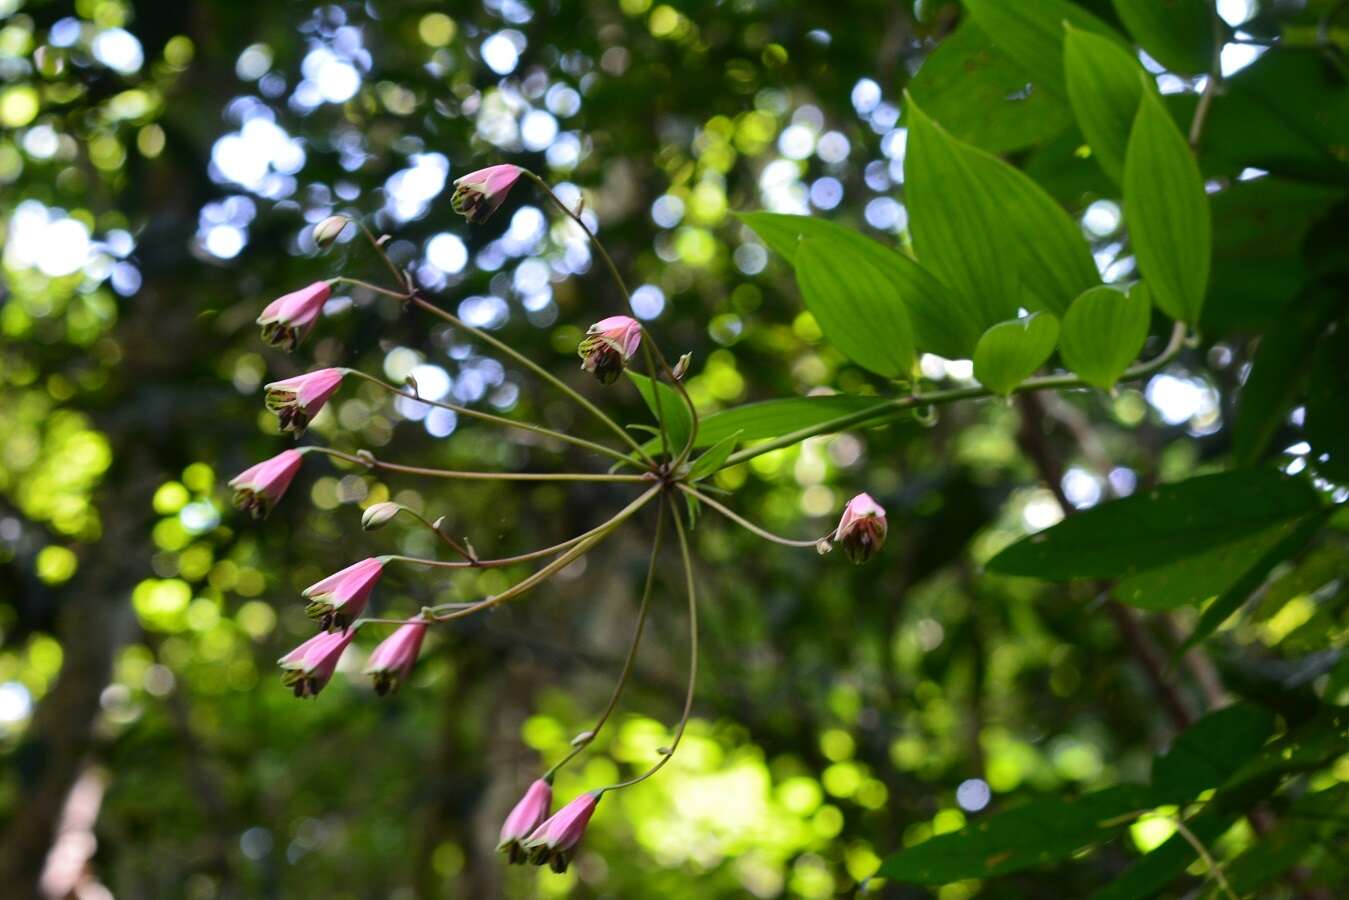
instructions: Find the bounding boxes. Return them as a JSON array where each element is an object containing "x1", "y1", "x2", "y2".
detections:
[
  {"x1": 451, "y1": 164, "x2": 523, "y2": 224},
  {"x1": 834, "y1": 492, "x2": 887, "y2": 564},
  {"x1": 302, "y1": 558, "x2": 383, "y2": 632},
  {"x1": 278, "y1": 627, "x2": 355, "y2": 698},
  {"x1": 364, "y1": 619, "x2": 427, "y2": 695},
  {"x1": 256, "y1": 281, "x2": 331, "y2": 351},
  {"x1": 523, "y1": 791, "x2": 599, "y2": 873},
  {"x1": 264, "y1": 368, "x2": 345, "y2": 434},
  {"x1": 577, "y1": 315, "x2": 643, "y2": 385},
  {"x1": 497, "y1": 779, "x2": 552, "y2": 864},
  {"x1": 228, "y1": 449, "x2": 304, "y2": 519}
]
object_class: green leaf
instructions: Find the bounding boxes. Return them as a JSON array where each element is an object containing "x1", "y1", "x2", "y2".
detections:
[
  {"x1": 794, "y1": 237, "x2": 915, "y2": 377},
  {"x1": 986, "y1": 470, "x2": 1322, "y2": 581},
  {"x1": 904, "y1": 97, "x2": 1099, "y2": 322},
  {"x1": 1304, "y1": 325, "x2": 1349, "y2": 483},
  {"x1": 686, "y1": 431, "x2": 740, "y2": 482},
  {"x1": 1063, "y1": 26, "x2": 1148, "y2": 183},
  {"x1": 1179, "y1": 512, "x2": 1327, "y2": 651},
  {"x1": 879, "y1": 785, "x2": 1157, "y2": 885},
  {"x1": 626, "y1": 372, "x2": 692, "y2": 455},
  {"x1": 737, "y1": 212, "x2": 983, "y2": 359},
  {"x1": 637, "y1": 394, "x2": 888, "y2": 458},
  {"x1": 972, "y1": 313, "x2": 1060, "y2": 396},
  {"x1": 1112, "y1": 0, "x2": 1215, "y2": 75},
  {"x1": 1223, "y1": 708, "x2": 1349, "y2": 795},
  {"x1": 1058, "y1": 284, "x2": 1151, "y2": 390},
  {"x1": 1123, "y1": 85, "x2": 1211, "y2": 325},
  {"x1": 1216, "y1": 785, "x2": 1349, "y2": 899},
  {"x1": 1112, "y1": 516, "x2": 1307, "y2": 611},
  {"x1": 1089, "y1": 808, "x2": 1240, "y2": 900},
  {"x1": 962, "y1": 0, "x2": 1123, "y2": 98},
  {"x1": 1151, "y1": 704, "x2": 1276, "y2": 801},
  {"x1": 908, "y1": 19, "x2": 1072, "y2": 154}
]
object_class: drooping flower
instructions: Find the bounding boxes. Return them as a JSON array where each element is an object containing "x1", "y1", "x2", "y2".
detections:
[
  {"x1": 364, "y1": 619, "x2": 427, "y2": 695},
  {"x1": 834, "y1": 492, "x2": 887, "y2": 564},
  {"x1": 497, "y1": 779, "x2": 552, "y2": 864},
  {"x1": 302, "y1": 558, "x2": 384, "y2": 632},
  {"x1": 256, "y1": 281, "x2": 332, "y2": 351},
  {"x1": 278, "y1": 628, "x2": 356, "y2": 698},
  {"x1": 451, "y1": 164, "x2": 523, "y2": 224},
  {"x1": 229, "y1": 449, "x2": 304, "y2": 519},
  {"x1": 577, "y1": 315, "x2": 643, "y2": 385},
  {"x1": 523, "y1": 791, "x2": 599, "y2": 873},
  {"x1": 264, "y1": 368, "x2": 345, "y2": 434}
]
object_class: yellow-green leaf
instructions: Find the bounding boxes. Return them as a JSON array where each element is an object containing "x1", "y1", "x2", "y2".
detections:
[
  {"x1": 963, "y1": 0, "x2": 1123, "y2": 98},
  {"x1": 1063, "y1": 26, "x2": 1149, "y2": 183},
  {"x1": 1058, "y1": 284, "x2": 1151, "y2": 389},
  {"x1": 972, "y1": 312, "x2": 1060, "y2": 396}
]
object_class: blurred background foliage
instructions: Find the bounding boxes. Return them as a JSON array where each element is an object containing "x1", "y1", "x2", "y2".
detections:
[{"x1": 0, "y1": 0, "x2": 1346, "y2": 898}]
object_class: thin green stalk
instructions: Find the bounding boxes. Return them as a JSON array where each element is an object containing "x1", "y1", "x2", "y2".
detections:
[
  {"x1": 341, "y1": 368, "x2": 644, "y2": 471},
  {"x1": 383, "y1": 504, "x2": 474, "y2": 561},
  {"x1": 598, "y1": 499, "x2": 698, "y2": 794},
  {"x1": 356, "y1": 222, "x2": 411, "y2": 291},
  {"x1": 423, "y1": 485, "x2": 660, "y2": 622},
  {"x1": 410, "y1": 296, "x2": 657, "y2": 467},
  {"x1": 679, "y1": 484, "x2": 822, "y2": 548},
  {"x1": 544, "y1": 498, "x2": 667, "y2": 781},
  {"x1": 331, "y1": 276, "x2": 408, "y2": 300},
  {"x1": 716, "y1": 322, "x2": 1188, "y2": 472},
  {"x1": 303, "y1": 445, "x2": 649, "y2": 483},
  {"x1": 522, "y1": 171, "x2": 700, "y2": 465}
]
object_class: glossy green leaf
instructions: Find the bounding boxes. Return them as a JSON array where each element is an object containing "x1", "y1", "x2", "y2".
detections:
[
  {"x1": 637, "y1": 394, "x2": 888, "y2": 458},
  {"x1": 962, "y1": 0, "x2": 1123, "y2": 98},
  {"x1": 972, "y1": 313, "x2": 1060, "y2": 396},
  {"x1": 737, "y1": 212, "x2": 983, "y2": 359},
  {"x1": 686, "y1": 431, "x2": 740, "y2": 482},
  {"x1": 987, "y1": 470, "x2": 1322, "y2": 581},
  {"x1": 1123, "y1": 86, "x2": 1211, "y2": 325},
  {"x1": 1112, "y1": 0, "x2": 1215, "y2": 75},
  {"x1": 626, "y1": 372, "x2": 692, "y2": 455},
  {"x1": 1058, "y1": 285, "x2": 1151, "y2": 390},
  {"x1": 1151, "y1": 704, "x2": 1275, "y2": 801},
  {"x1": 904, "y1": 97, "x2": 1099, "y2": 322},
  {"x1": 1063, "y1": 26, "x2": 1148, "y2": 182},
  {"x1": 794, "y1": 237, "x2": 915, "y2": 377},
  {"x1": 879, "y1": 785, "x2": 1156, "y2": 884},
  {"x1": 908, "y1": 19, "x2": 1072, "y2": 154}
]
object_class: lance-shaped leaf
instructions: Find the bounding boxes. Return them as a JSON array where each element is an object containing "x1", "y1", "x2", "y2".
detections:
[
  {"x1": 904, "y1": 97, "x2": 1099, "y2": 323},
  {"x1": 1123, "y1": 85, "x2": 1211, "y2": 325},
  {"x1": 686, "y1": 431, "x2": 740, "y2": 482},
  {"x1": 627, "y1": 372, "x2": 692, "y2": 455},
  {"x1": 963, "y1": 0, "x2": 1123, "y2": 98},
  {"x1": 1063, "y1": 26, "x2": 1149, "y2": 183},
  {"x1": 973, "y1": 313, "x2": 1060, "y2": 396},
  {"x1": 1058, "y1": 284, "x2": 1152, "y2": 390},
  {"x1": 1112, "y1": 0, "x2": 1215, "y2": 75},
  {"x1": 636, "y1": 394, "x2": 888, "y2": 459},
  {"x1": 737, "y1": 212, "x2": 983, "y2": 359},
  {"x1": 794, "y1": 237, "x2": 915, "y2": 378},
  {"x1": 987, "y1": 469, "x2": 1321, "y2": 581}
]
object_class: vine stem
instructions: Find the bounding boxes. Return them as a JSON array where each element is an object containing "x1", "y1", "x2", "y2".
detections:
[
  {"x1": 385, "y1": 504, "x2": 474, "y2": 562},
  {"x1": 522, "y1": 171, "x2": 700, "y2": 465},
  {"x1": 421, "y1": 486, "x2": 660, "y2": 622},
  {"x1": 340, "y1": 368, "x2": 644, "y2": 471},
  {"x1": 544, "y1": 498, "x2": 667, "y2": 781},
  {"x1": 409, "y1": 296, "x2": 658, "y2": 467},
  {"x1": 1188, "y1": 1, "x2": 1227, "y2": 148},
  {"x1": 679, "y1": 484, "x2": 823, "y2": 549},
  {"x1": 302, "y1": 445, "x2": 649, "y2": 484},
  {"x1": 597, "y1": 498, "x2": 698, "y2": 794},
  {"x1": 1170, "y1": 817, "x2": 1239, "y2": 900},
  {"x1": 714, "y1": 322, "x2": 1187, "y2": 473}
]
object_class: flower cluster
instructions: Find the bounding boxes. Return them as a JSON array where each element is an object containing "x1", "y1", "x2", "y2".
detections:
[{"x1": 225, "y1": 162, "x2": 886, "y2": 873}]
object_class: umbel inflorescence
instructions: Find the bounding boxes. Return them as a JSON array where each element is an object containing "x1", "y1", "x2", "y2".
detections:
[{"x1": 227, "y1": 164, "x2": 885, "y2": 873}]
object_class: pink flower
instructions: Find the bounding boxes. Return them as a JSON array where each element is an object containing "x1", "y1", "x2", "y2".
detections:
[
  {"x1": 264, "y1": 368, "x2": 345, "y2": 434},
  {"x1": 834, "y1": 492, "x2": 887, "y2": 564},
  {"x1": 497, "y1": 779, "x2": 553, "y2": 864},
  {"x1": 451, "y1": 164, "x2": 523, "y2": 224},
  {"x1": 278, "y1": 628, "x2": 356, "y2": 698},
  {"x1": 364, "y1": 619, "x2": 427, "y2": 695},
  {"x1": 256, "y1": 281, "x2": 331, "y2": 351},
  {"x1": 578, "y1": 315, "x2": 643, "y2": 384},
  {"x1": 302, "y1": 558, "x2": 384, "y2": 632},
  {"x1": 523, "y1": 791, "x2": 599, "y2": 873},
  {"x1": 229, "y1": 449, "x2": 304, "y2": 519}
]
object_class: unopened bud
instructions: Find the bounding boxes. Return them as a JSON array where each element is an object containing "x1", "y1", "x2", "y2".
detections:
[
  {"x1": 570, "y1": 730, "x2": 595, "y2": 747},
  {"x1": 362, "y1": 501, "x2": 402, "y2": 530},
  {"x1": 313, "y1": 215, "x2": 350, "y2": 249},
  {"x1": 834, "y1": 493, "x2": 887, "y2": 564},
  {"x1": 404, "y1": 373, "x2": 420, "y2": 397},
  {"x1": 672, "y1": 352, "x2": 693, "y2": 381},
  {"x1": 355, "y1": 449, "x2": 377, "y2": 468},
  {"x1": 431, "y1": 515, "x2": 447, "y2": 532}
]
